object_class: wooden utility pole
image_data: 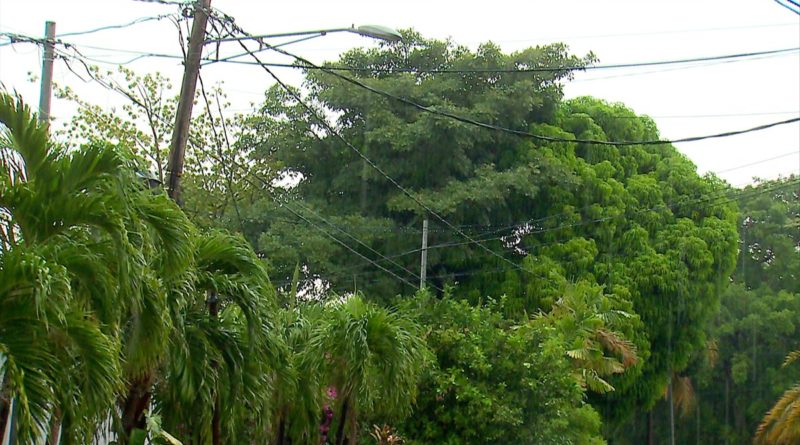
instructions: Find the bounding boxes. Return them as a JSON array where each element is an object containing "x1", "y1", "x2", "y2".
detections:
[
  {"x1": 119, "y1": 2, "x2": 212, "y2": 442},
  {"x1": 38, "y1": 21, "x2": 56, "y2": 125},
  {"x1": 167, "y1": 0, "x2": 212, "y2": 203},
  {"x1": 419, "y1": 217, "x2": 428, "y2": 289}
]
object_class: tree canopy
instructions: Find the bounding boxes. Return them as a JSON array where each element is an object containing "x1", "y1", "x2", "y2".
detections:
[
  {"x1": 237, "y1": 33, "x2": 740, "y2": 428},
  {"x1": 4, "y1": 26, "x2": 795, "y2": 445}
]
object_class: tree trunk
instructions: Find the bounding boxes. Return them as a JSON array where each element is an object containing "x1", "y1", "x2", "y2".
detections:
[
  {"x1": 0, "y1": 397, "x2": 9, "y2": 443},
  {"x1": 275, "y1": 414, "x2": 286, "y2": 445},
  {"x1": 335, "y1": 398, "x2": 349, "y2": 445},
  {"x1": 47, "y1": 408, "x2": 62, "y2": 445},
  {"x1": 347, "y1": 403, "x2": 358, "y2": 445},
  {"x1": 211, "y1": 393, "x2": 221, "y2": 445},
  {"x1": 120, "y1": 374, "x2": 153, "y2": 444},
  {"x1": 667, "y1": 373, "x2": 675, "y2": 445},
  {"x1": 0, "y1": 377, "x2": 10, "y2": 441},
  {"x1": 724, "y1": 374, "x2": 730, "y2": 445},
  {"x1": 647, "y1": 410, "x2": 655, "y2": 445},
  {"x1": 695, "y1": 402, "x2": 700, "y2": 445}
]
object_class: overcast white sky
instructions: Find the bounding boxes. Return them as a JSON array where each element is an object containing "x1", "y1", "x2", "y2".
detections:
[{"x1": 1, "y1": 0, "x2": 798, "y2": 186}]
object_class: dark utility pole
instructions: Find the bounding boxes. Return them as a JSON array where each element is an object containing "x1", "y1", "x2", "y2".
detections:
[{"x1": 167, "y1": 0, "x2": 212, "y2": 203}]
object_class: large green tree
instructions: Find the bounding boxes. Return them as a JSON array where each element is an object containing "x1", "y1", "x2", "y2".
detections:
[{"x1": 239, "y1": 33, "x2": 739, "y2": 434}]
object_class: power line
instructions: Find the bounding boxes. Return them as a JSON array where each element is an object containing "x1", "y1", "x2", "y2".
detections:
[
  {"x1": 281, "y1": 194, "x2": 445, "y2": 293},
  {"x1": 56, "y1": 14, "x2": 176, "y2": 38},
  {"x1": 24, "y1": 10, "x2": 796, "y2": 289},
  {"x1": 319, "y1": 178, "x2": 800, "y2": 286},
  {"x1": 54, "y1": 41, "x2": 798, "y2": 284},
  {"x1": 296, "y1": 177, "x2": 800, "y2": 293},
  {"x1": 714, "y1": 151, "x2": 799, "y2": 174},
  {"x1": 131, "y1": 0, "x2": 190, "y2": 5},
  {"x1": 205, "y1": 47, "x2": 800, "y2": 74},
  {"x1": 47, "y1": 30, "x2": 793, "y2": 243},
  {"x1": 774, "y1": 0, "x2": 800, "y2": 15},
  {"x1": 49, "y1": 34, "x2": 506, "y2": 292},
  {"x1": 606, "y1": 111, "x2": 800, "y2": 120},
  {"x1": 3, "y1": 31, "x2": 798, "y2": 78},
  {"x1": 570, "y1": 51, "x2": 798, "y2": 83},
  {"x1": 240, "y1": 41, "x2": 799, "y2": 146},
  {"x1": 472, "y1": 22, "x2": 800, "y2": 43},
  {"x1": 243, "y1": 168, "x2": 426, "y2": 292},
  {"x1": 343, "y1": 162, "x2": 800, "y2": 269},
  {"x1": 212, "y1": 13, "x2": 800, "y2": 286}
]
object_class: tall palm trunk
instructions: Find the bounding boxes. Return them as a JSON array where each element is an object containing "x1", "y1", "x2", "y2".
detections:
[
  {"x1": 667, "y1": 372, "x2": 675, "y2": 445},
  {"x1": 0, "y1": 384, "x2": 11, "y2": 442},
  {"x1": 275, "y1": 413, "x2": 286, "y2": 445},
  {"x1": 212, "y1": 393, "x2": 221, "y2": 445},
  {"x1": 335, "y1": 397, "x2": 349, "y2": 445},
  {"x1": 0, "y1": 403, "x2": 9, "y2": 443},
  {"x1": 120, "y1": 374, "x2": 153, "y2": 443},
  {"x1": 647, "y1": 410, "x2": 655, "y2": 445},
  {"x1": 47, "y1": 408, "x2": 62, "y2": 445},
  {"x1": 724, "y1": 374, "x2": 730, "y2": 445},
  {"x1": 347, "y1": 403, "x2": 358, "y2": 445}
]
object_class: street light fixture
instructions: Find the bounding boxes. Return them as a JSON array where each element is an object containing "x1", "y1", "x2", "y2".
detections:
[{"x1": 350, "y1": 25, "x2": 403, "y2": 42}]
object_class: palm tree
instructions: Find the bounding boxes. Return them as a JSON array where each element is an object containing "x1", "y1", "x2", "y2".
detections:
[
  {"x1": 544, "y1": 282, "x2": 639, "y2": 394},
  {"x1": 310, "y1": 296, "x2": 430, "y2": 445},
  {"x1": 116, "y1": 191, "x2": 195, "y2": 443},
  {"x1": 754, "y1": 350, "x2": 800, "y2": 445},
  {"x1": 155, "y1": 231, "x2": 278, "y2": 445},
  {"x1": 0, "y1": 91, "x2": 124, "y2": 442},
  {"x1": 268, "y1": 305, "x2": 325, "y2": 445}
]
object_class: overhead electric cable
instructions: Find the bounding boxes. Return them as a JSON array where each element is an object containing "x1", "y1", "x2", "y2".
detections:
[
  {"x1": 348, "y1": 166, "x2": 800, "y2": 268},
  {"x1": 56, "y1": 14, "x2": 176, "y2": 38},
  {"x1": 131, "y1": 0, "x2": 190, "y2": 5},
  {"x1": 207, "y1": 9, "x2": 799, "y2": 280},
  {"x1": 334, "y1": 178, "x2": 800, "y2": 282},
  {"x1": 280, "y1": 195, "x2": 445, "y2": 293},
  {"x1": 208, "y1": 46, "x2": 800, "y2": 74},
  {"x1": 3, "y1": 31, "x2": 797, "y2": 77},
  {"x1": 774, "y1": 0, "x2": 800, "y2": 15},
  {"x1": 313, "y1": 177, "x2": 800, "y2": 294},
  {"x1": 474, "y1": 21, "x2": 800, "y2": 42},
  {"x1": 240, "y1": 40, "x2": 800, "y2": 146},
  {"x1": 249, "y1": 174, "x2": 425, "y2": 292}
]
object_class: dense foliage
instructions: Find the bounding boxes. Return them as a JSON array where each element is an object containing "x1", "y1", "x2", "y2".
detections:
[
  {"x1": 2, "y1": 27, "x2": 797, "y2": 445},
  {"x1": 634, "y1": 177, "x2": 799, "y2": 445},
  {"x1": 238, "y1": 33, "x2": 740, "y2": 433},
  {"x1": 397, "y1": 293, "x2": 606, "y2": 445}
]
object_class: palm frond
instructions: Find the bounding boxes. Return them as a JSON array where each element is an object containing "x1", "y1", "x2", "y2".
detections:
[
  {"x1": 0, "y1": 91, "x2": 51, "y2": 180},
  {"x1": 595, "y1": 328, "x2": 638, "y2": 368},
  {"x1": 783, "y1": 350, "x2": 800, "y2": 368},
  {"x1": 755, "y1": 385, "x2": 800, "y2": 445}
]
